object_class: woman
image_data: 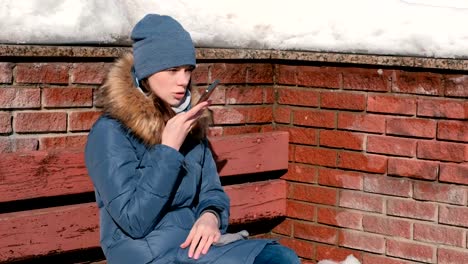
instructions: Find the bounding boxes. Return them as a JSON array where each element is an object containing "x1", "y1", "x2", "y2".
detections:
[{"x1": 85, "y1": 14, "x2": 300, "y2": 264}]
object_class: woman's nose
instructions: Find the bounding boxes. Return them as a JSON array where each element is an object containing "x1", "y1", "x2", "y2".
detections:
[{"x1": 176, "y1": 69, "x2": 191, "y2": 86}]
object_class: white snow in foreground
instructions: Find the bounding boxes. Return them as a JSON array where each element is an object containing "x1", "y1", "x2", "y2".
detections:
[
  {"x1": 1, "y1": 0, "x2": 468, "y2": 58},
  {"x1": 317, "y1": 255, "x2": 361, "y2": 264}
]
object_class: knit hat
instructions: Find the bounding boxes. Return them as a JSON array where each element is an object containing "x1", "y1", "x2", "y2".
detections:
[{"x1": 131, "y1": 14, "x2": 196, "y2": 82}]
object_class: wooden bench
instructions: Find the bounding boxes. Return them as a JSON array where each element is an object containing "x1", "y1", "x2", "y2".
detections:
[{"x1": 0, "y1": 131, "x2": 289, "y2": 263}]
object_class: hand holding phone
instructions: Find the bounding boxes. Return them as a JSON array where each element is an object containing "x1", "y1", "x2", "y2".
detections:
[{"x1": 196, "y1": 79, "x2": 220, "y2": 105}]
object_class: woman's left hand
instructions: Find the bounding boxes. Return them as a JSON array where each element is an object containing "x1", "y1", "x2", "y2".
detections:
[{"x1": 180, "y1": 212, "x2": 221, "y2": 259}]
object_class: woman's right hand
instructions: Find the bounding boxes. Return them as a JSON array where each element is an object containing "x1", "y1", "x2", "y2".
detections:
[{"x1": 161, "y1": 101, "x2": 210, "y2": 151}]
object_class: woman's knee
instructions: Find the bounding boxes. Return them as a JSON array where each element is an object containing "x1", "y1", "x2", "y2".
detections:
[{"x1": 254, "y1": 243, "x2": 300, "y2": 264}]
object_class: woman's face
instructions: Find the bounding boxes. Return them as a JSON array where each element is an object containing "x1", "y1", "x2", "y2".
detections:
[{"x1": 147, "y1": 65, "x2": 193, "y2": 107}]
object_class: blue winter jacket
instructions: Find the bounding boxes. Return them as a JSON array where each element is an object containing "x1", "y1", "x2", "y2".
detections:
[{"x1": 84, "y1": 54, "x2": 272, "y2": 264}]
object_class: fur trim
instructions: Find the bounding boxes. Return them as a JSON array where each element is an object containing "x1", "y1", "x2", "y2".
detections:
[
  {"x1": 99, "y1": 53, "x2": 207, "y2": 146},
  {"x1": 99, "y1": 53, "x2": 164, "y2": 145}
]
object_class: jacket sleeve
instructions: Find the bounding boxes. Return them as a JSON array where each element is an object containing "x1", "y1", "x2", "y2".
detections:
[
  {"x1": 85, "y1": 118, "x2": 184, "y2": 239},
  {"x1": 194, "y1": 139, "x2": 230, "y2": 233}
]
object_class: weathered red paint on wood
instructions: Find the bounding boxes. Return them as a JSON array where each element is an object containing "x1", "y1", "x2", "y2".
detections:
[
  {"x1": 0, "y1": 150, "x2": 90, "y2": 203},
  {"x1": 0, "y1": 131, "x2": 289, "y2": 202},
  {"x1": 209, "y1": 131, "x2": 289, "y2": 176},
  {"x1": 0, "y1": 180, "x2": 286, "y2": 261},
  {"x1": 0, "y1": 203, "x2": 100, "y2": 262},
  {"x1": 227, "y1": 179, "x2": 287, "y2": 224}
]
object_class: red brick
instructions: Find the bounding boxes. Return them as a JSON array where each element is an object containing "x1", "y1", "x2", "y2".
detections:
[
  {"x1": 339, "y1": 230, "x2": 385, "y2": 253},
  {"x1": 295, "y1": 146, "x2": 337, "y2": 167},
  {"x1": 318, "y1": 168, "x2": 363, "y2": 190},
  {"x1": 71, "y1": 63, "x2": 110, "y2": 84},
  {"x1": 387, "y1": 239, "x2": 435, "y2": 263},
  {"x1": 293, "y1": 109, "x2": 336, "y2": 128},
  {"x1": 16, "y1": 63, "x2": 70, "y2": 84},
  {"x1": 289, "y1": 183, "x2": 337, "y2": 206},
  {"x1": 211, "y1": 63, "x2": 248, "y2": 84},
  {"x1": 225, "y1": 86, "x2": 263, "y2": 104},
  {"x1": 320, "y1": 91, "x2": 366, "y2": 111},
  {"x1": 337, "y1": 113, "x2": 385, "y2": 133},
  {"x1": 277, "y1": 126, "x2": 317, "y2": 145},
  {"x1": 289, "y1": 145, "x2": 295, "y2": 162},
  {"x1": 69, "y1": 111, "x2": 102, "y2": 131},
  {"x1": 438, "y1": 247, "x2": 468, "y2": 264},
  {"x1": 278, "y1": 87, "x2": 319, "y2": 107},
  {"x1": 342, "y1": 68, "x2": 390, "y2": 91},
  {"x1": 414, "y1": 223, "x2": 465, "y2": 247},
  {"x1": 387, "y1": 198, "x2": 437, "y2": 221},
  {"x1": 222, "y1": 125, "x2": 266, "y2": 136},
  {"x1": 418, "y1": 98, "x2": 468, "y2": 119},
  {"x1": 439, "y1": 163, "x2": 468, "y2": 185},
  {"x1": 264, "y1": 87, "x2": 274, "y2": 104},
  {"x1": 14, "y1": 112, "x2": 67, "y2": 133},
  {"x1": 337, "y1": 152, "x2": 387, "y2": 174},
  {"x1": 0, "y1": 88, "x2": 40, "y2": 109},
  {"x1": 439, "y1": 205, "x2": 468, "y2": 228},
  {"x1": 0, "y1": 63, "x2": 13, "y2": 83},
  {"x1": 276, "y1": 65, "x2": 297, "y2": 85},
  {"x1": 282, "y1": 163, "x2": 317, "y2": 183},
  {"x1": 244, "y1": 108, "x2": 271, "y2": 124},
  {"x1": 317, "y1": 207, "x2": 363, "y2": 229},
  {"x1": 388, "y1": 157, "x2": 438, "y2": 180},
  {"x1": 274, "y1": 106, "x2": 292, "y2": 124},
  {"x1": 316, "y1": 244, "x2": 363, "y2": 263},
  {"x1": 362, "y1": 254, "x2": 414, "y2": 264},
  {"x1": 363, "y1": 175, "x2": 412, "y2": 197},
  {"x1": 367, "y1": 94, "x2": 416, "y2": 115},
  {"x1": 272, "y1": 218, "x2": 293, "y2": 236},
  {"x1": 39, "y1": 135, "x2": 88, "y2": 150},
  {"x1": 393, "y1": 70, "x2": 443, "y2": 96},
  {"x1": 278, "y1": 237, "x2": 315, "y2": 259},
  {"x1": 294, "y1": 222, "x2": 338, "y2": 244},
  {"x1": 43, "y1": 88, "x2": 93, "y2": 108},
  {"x1": 339, "y1": 190, "x2": 384, "y2": 213},
  {"x1": 367, "y1": 135, "x2": 416, "y2": 157},
  {"x1": 286, "y1": 200, "x2": 316, "y2": 221},
  {"x1": 386, "y1": 117, "x2": 436, "y2": 139},
  {"x1": 191, "y1": 63, "x2": 210, "y2": 84},
  {"x1": 0, "y1": 112, "x2": 11, "y2": 133},
  {"x1": 418, "y1": 140, "x2": 466, "y2": 162},
  {"x1": 438, "y1": 120, "x2": 468, "y2": 142},
  {"x1": 363, "y1": 215, "x2": 411, "y2": 238},
  {"x1": 296, "y1": 66, "x2": 341, "y2": 88},
  {"x1": 0, "y1": 137, "x2": 38, "y2": 153},
  {"x1": 444, "y1": 74, "x2": 468, "y2": 97},
  {"x1": 212, "y1": 106, "x2": 272, "y2": 125},
  {"x1": 320, "y1": 130, "x2": 364, "y2": 151},
  {"x1": 246, "y1": 63, "x2": 273, "y2": 83},
  {"x1": 414, "y1": 181, "x2": 466, "y2": 205}
]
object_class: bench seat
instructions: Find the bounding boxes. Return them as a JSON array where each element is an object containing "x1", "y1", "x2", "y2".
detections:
[{"x1": 0, "y1": 131, "x2": 289, "y2": 262}]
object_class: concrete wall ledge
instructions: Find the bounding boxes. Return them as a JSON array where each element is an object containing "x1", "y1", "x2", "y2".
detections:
[{"x1": 1, "y1": 44, "x2": 467, "y2": 71}]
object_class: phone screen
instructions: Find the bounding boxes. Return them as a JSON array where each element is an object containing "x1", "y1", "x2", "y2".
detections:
[{"x1": 196, "y1": 79, "x2": 220, "y2": 105}]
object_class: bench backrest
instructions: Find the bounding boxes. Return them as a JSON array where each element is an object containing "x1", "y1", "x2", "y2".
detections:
[{"x1": 0, "y1": 131, "x2": 289, "y2": 262}]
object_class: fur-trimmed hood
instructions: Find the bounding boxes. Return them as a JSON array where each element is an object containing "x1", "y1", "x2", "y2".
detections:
[{"x1": 99, "y1": 53, "x2": 201, "y2": 146}]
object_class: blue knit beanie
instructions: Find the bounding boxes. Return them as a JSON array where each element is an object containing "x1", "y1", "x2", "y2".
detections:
[{"x1": 131, "y1": 14, "x2": 196, "y2": 82}]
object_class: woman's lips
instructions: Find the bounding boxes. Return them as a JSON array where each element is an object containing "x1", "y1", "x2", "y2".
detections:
[{"x1": 174, "y1": 93, "x2": 185, "y2": 100}]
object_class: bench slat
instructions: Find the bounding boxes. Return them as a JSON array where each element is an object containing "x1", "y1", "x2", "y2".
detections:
[
  {"x1": 0, "y1": 179, "x2": 286, "y2": 261},
  {"x1": 209, "y1": 131, "x2": 289, "y2": 177},
  {"x1": 0, "y1": 131, "x2": 289, "y2": 203}
]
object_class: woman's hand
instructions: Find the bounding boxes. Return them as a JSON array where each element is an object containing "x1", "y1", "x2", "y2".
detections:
[
  {"x1": 180, "y1": 212, "x2": 221, "y2": 259},
  {"x1": 161, "y1": 101, "x2": 210, "y2": 151}
]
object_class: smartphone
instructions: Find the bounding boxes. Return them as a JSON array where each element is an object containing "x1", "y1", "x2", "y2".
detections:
[{"x1": 196, "y1": 79, "x2": 220, "y2": 105}]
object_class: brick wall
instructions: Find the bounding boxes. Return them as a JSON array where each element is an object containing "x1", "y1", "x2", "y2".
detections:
[{"x1": 0, "y1": 46, "x2": 467, "y2": 264}]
